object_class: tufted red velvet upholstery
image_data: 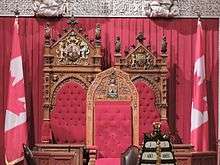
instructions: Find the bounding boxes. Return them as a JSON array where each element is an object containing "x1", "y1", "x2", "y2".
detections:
[
  {"x1": 135, "y1": 81, "x2": 161, "y2": 143},
  {"x1": 95, "y1": 101, "x2": 132, "y2": 159},
  {"x1": 51, "y1": 81, "x2": 86, "y2": 144}
]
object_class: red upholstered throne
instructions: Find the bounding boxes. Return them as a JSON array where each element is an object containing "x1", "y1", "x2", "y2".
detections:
[
  {"x1": 86, "y1": 67, "x2": 139, "y2": 165},
  {"x1": 114, "y1": 32, "x2": 170, "y2": 144},
  {"x1": 41, "y1": 18, "x2": 102, "y2": 145},
  {"x1": 50, "y1": 81, "x2": 86, "y2": 144}
]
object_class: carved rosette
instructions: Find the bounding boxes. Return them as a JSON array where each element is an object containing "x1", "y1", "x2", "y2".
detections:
[{"x1": 86, "y1": 67, "x2": 139, "y2": 146}]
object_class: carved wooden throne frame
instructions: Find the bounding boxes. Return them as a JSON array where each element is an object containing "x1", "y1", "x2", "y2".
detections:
[
  {"x1": 42, "y1": 18, "x2": 102, "y2": 143},
  {"x1": 86, "y1": 67, "x2": 139, "y2": 164},
  {"x1": 114, "y1": 32, "x2": 168, "y2": 124},
  {"x1": 86, "y1": 67, "x2": 139, "y2": 145}
]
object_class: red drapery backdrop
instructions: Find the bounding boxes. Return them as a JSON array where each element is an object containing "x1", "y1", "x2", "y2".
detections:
[{"x1": 0, "y1": 17, "x2": 218, "y2": 164}]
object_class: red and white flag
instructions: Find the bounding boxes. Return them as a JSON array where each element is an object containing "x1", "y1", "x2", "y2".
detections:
[
  {"x1": 4, "y1": 18, "x2": 27, "y2": 164},
  {"x1": 191, "y1": 18, "x2": 209, "y2": 151}
]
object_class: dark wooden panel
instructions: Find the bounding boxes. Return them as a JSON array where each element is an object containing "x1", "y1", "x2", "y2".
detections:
[
  {"x1": 173, "y1": 144, "x2": 216, "y2": 165},
  {"x1": 33, "y1": 144, "x2": 84, "y2": 165}
]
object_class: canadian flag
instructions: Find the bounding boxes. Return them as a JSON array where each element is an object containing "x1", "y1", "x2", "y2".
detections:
[
  {"x1": 4, "y1": 18, "x2": 27, "y2": 164},
  {"x1": 190, "y1": 18, "x2": 209, "y2": 151}
]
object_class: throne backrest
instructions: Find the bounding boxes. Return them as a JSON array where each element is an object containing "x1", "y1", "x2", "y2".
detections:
[
  {"x1": 114, "y1": 33, "x2": 169, "y2": 143},
  {"x1": 50, "y1": 81, "x2": 86, "y2": 143},
  {"x1": 86, "y1": 67, "x2": 139, "y2": 158},
  {"x1": 42, "y1": 18, "x2": 102, "y2": 144}
]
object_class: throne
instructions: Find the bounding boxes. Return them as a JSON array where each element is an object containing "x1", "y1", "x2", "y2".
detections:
[
  {"x1": 34, "y1": 18, "x2": 102, "y2": 164},
  {"x1": 113, "y1": 33, "x2": 217, "y2": 165},
  {"x1": 114, "y1": 32, "x2": 170, "y2": 144},
  {"x1": 86, "y1": 67, "x2": 139, "y2": 165}
]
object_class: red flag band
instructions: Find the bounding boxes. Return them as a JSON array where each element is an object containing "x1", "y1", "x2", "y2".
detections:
[
  {"x1": 190, "y1": 19, "x2": 209, "y2": 151},
  {"x1": 4, "y1": 18, "x2": 27, "y2": 164}
]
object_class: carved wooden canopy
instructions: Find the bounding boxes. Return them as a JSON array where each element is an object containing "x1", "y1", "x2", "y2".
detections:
[
  {"x1": 42, "y1": 18, "x2": 102, "y2": 143},
  {"x1": 114, "y1": 32, "x2": 168, "y2": 121},
  {"x1": 86, "y1": 67, "x2": 139, "y2": 146}
]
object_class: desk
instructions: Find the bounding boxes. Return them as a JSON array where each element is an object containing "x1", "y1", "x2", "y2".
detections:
[
  {"x1": 33, "y1": 144, "x2": 85, "y2": 165},
  {"x1": 174, "y1": 144, "x2": 216, "y2": 165}
]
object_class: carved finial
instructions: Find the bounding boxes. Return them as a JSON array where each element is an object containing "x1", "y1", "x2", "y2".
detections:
[
  {"x1": 95, "y1": 23, "x2": 101, "y2": 41},
  {"x1": 45, "y1": 22, "x2": 51, "y2": 45},
  {"x1": 161, "y1": 34, "x2": 167, "y2": 54},
  {"x1": 115, "y1": 36, "x2": 121, "y2": 53},
  {"x1": 136, "y1": 32, "x2": 145, "y2": 44}
]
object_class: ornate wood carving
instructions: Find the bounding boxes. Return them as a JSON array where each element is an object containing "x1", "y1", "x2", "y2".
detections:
[
  {"x1": 42, "y1": 18, "x2": 102, "y2": 143},
  {"x1": 86, "y1": 67, "x2": 139, "y2": 147},
  {"x1": 116, "y1": 33, "x2": 168, "y2": 121}
]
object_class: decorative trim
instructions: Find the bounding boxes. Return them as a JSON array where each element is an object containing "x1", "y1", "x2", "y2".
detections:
[{"x1": 0, "y1": 0, "x2": 220, "y2": 17}]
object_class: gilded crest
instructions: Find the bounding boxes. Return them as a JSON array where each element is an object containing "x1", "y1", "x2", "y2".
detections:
[
  {"x1": 128, "y1": 46, "x2": 156, "y2": 70},
  {"x1": 56, "y1": 32, "x2": 90, "y2": 65}
]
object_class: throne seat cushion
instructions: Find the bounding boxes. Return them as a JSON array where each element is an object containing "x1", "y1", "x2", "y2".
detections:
[
  {"x1": 51, "y1": 82, "x2": 86, "y2": 144},
  {"x1": 95, "y1": 101, "x2": 132, "y2": 158}
]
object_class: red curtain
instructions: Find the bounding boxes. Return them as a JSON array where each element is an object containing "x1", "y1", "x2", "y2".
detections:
[{"x1": 0, "y1": 17, "x2": 218, "y2": 164}]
